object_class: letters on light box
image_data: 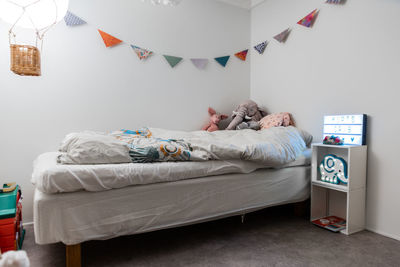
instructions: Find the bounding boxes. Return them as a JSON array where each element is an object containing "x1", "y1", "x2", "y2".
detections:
[{"x1": 323, "y1": 114, "x2": 367, "y2": 145}]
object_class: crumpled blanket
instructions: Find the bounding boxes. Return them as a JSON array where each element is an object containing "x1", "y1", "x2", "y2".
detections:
[
  {"x1": 109, "y1": 126, "x2": 310, "y2": 166},
  {"x1": 127, "y1": 138, "x2": 193, "y2": 163},
  {"x1": 58, "y1": 126, "x2": 311, "y2": 166},
  {"x1": 110, "y1": 129, "x2": 209, "y2": 162}
]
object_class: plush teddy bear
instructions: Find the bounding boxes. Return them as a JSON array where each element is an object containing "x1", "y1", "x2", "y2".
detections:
[
  {"x1": 226, "y1": 100, "x2": 267, "y2": 130},
  {"x1": 202, "y1": 107, "x2": 228, "y2": 132}
]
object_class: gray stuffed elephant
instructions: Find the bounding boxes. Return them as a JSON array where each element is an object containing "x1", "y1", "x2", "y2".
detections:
[{"x1": 226, "y1": 100, "x2": 267, "y2": 130}]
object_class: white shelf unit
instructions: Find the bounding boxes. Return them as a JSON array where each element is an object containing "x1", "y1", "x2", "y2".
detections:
[{"x1": 310, "y1": 143, "x2": 367, "y2": 235}]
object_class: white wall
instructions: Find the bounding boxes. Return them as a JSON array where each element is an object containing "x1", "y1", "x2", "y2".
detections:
[
  {"x1": 251, "y1": 0, "x2": 400, "y2": 240},
  {"x1": 0, "y1": 0, "x2": 250, "y2": 222}
]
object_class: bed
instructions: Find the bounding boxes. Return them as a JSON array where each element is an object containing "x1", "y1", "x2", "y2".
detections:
[{"x1": 31, "y1": 127, "x2": 312, "y2": 267}]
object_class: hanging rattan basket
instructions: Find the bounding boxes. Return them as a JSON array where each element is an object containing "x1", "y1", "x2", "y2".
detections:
[{"x1": 10, "y1": 44, "x2": 41, "y2": 76}]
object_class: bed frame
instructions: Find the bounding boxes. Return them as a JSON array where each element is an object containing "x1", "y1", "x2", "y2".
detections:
[
  {"x1": 33, "y1": 164, "x2": 310, "y2": 267},
  {"x1": 64, "y1": 200, "x2": 309, "y2": 267}
]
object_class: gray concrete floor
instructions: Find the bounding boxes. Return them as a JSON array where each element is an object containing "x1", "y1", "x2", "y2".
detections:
[{"x1": 23, "y1": 205, "x2": 400, "y2": 267}]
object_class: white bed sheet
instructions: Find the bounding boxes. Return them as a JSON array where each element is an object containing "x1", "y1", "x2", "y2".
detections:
[
  {"x1": 31, "y1": 149, "x2": 311, "y2": 194},
  {"x1": 34, "y1": 165, "x2": 310, "y2": 245}
]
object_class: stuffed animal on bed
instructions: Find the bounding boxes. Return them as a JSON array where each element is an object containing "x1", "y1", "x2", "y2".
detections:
[
  {"x1": 259, "y1": 112, "x2": 295, "y2": 130},
  {"x1": 202, "y1": 107, "x2": 228, "y2": 132},
  {"x1": 226, "y1": 100, "x2": 267, "y2": 130}
]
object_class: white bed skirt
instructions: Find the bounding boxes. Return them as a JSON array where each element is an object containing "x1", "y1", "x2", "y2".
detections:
[{"x1": 34, "y1": 166, "x2": 310, "y2": 245}]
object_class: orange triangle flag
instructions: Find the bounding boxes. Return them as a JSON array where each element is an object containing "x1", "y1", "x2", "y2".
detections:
[
  {"x1": 98, "y1": 29, "x2": 123, "y2": 48},
  {"x1": 235, "y1": 49, "x2": 248, "y2": 61}
]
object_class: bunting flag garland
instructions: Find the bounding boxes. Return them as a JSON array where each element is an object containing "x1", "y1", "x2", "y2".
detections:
[
  {"x1": 254, "y1": 41, "x2": 268, "y2": 54},
  {"x1": 164, "y1": 55, "x2": 183, "y2": 68},
  {"x1": 131, "y1": 45, "x2": 153, "y2": 60},
  {"x1": 297, "y1": 9, "x2": 319, "y2": 28},
  {"x1": 63, "y1": 1, "x2": 340, "y2": 71},
  {"x1": 64, "y1": 11, "x2": 86, "y2": 26},
  {"x1": 190, "y1": 58, "x2": 208, "y2": 69},
  {"x1": 235, "y1": 49, "x2": 249, "y2": 61},
  {"x1": 214, "y1": 56, "x2": 230, "y2": 67},
  {"x1": 98, "y1": 30, "x2": 123, "y2": 47},
  {"x1": 274, "y1": 28, "x2": 291, "y2": 43}
]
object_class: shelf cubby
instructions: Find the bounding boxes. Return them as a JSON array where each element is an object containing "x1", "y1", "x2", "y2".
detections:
[{"x1": 310, "y1": 143, "x2": 367, "y2": 235}]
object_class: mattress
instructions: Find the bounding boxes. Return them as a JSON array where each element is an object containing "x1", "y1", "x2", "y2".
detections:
[
  {"x1": 31, "y1": 149, "x2": 311, "y2": 194},
  {"x1": 34, "y1": 165, "x2": 311, "y2": 245}
]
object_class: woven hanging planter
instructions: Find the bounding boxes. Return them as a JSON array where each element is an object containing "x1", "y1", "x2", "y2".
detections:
[{"x1": 10, "y1": 44, "x2": 41, "y2": 76}]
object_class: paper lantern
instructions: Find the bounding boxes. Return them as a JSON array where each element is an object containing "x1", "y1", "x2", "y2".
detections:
[
  {"x1": 0, "y1": 0, "x2": 69, "y2": 30},
  {"x1": 0, "y1": 0, "x2": 69, "y2": 76}
]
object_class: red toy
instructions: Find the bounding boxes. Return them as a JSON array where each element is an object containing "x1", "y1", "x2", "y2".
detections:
[{"x1": 202, "y1": 107, "x2": 228, "y2": 132}]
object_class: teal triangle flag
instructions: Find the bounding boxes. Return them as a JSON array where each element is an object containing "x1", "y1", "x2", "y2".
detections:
[
  {"x1": 163, "y1": 55, "x2": 183, "y2": 68},
  {"x1": 214, "y1": 56, "x2": 230, "y2": 67}
]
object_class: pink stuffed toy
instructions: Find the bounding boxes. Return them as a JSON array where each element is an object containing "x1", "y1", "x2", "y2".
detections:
[{"x1": 202, "y1": 107, "x2": 228, "y2": 132}]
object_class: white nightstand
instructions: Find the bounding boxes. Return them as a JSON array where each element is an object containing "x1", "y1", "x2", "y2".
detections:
[{"x1": 310, "y1": 143, "x2": 368, "y2": 235}]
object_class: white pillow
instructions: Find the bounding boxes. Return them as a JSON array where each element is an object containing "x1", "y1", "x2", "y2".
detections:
[
  {"x1": 58, "y1": 133, "x2": 132, "y2": 164},
  {"x1": 59, "y1": 131, "x2": 105, "y2": 152},
  {"x1": 298, "y1": 129, "x2": 313, "y2": 147}
]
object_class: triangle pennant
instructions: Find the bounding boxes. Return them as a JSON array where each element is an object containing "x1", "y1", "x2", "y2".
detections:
[
  {"x1": 254, "y1": 41, "x2": 268, "y2": 54},
  {"x1": 297, "y1": 9, "x2": 319, "y2": 28},
  {"x1": 274, "y1": 28, "x2": 291, "y2": 43},
  {"x1": 131, "y1": 45, "x2": 153, "y2": 60},
  {"x1": 190, "y1": 58, "x2": 208, "y2": 69},
  {"x1": 214, "y1": 56, "x2": 230, "y2": 67},
  {"x1": 98, "y1": 30, "x2": 123, "y2": 48},
  {"x1": 163, "y1": 55, "x2": 183, "y2": 68},
  {"x1": 235, "y1": 49, "x2": 249, "y2": 61},
  {"x1": 64, "y1": 11, "x2": 86, "y2": 26}
]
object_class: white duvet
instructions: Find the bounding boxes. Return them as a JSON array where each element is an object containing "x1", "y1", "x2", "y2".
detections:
[
  {"x1": 32, "y1": 127, "x2": 312, "y2": 194},
  {"x1": 149, "y1": 126, "x2": 311, "y2": 164},
  {"x1": 58, "y1": 126, "x2": 311, "y2": 165}
]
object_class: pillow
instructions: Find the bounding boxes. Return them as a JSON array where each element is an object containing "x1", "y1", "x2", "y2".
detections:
[
  {"x1": 58, "y1": 133, "x2": 132, "y2": 164},
  {"x1": 298, "y1": 129, "x2": 313, "y2": 147},
  {"x1": 260, "y1": 112, "x2": 294, "y2": 130},
  {"x1": 59, "y1": 131, "x2": 105, "y2": 152}
]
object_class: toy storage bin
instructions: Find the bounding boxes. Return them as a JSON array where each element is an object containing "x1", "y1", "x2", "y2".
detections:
[
  {"x1": 0, "y1": 186, "x2": 20, "y2": 220},
  {"x1": 0, "y1": 186, "x2": 24, "y2": 253}
]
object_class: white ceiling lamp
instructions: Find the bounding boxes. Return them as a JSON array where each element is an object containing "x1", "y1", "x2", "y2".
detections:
[
  {"x1": 142, "y1": 0, "x2": 182, "y2": 6},
  {"x1": 0, "y1": 0, "x2": 69, "y2": 30}
]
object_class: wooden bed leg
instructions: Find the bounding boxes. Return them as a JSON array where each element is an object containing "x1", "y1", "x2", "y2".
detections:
[{"x1": 66, "y1": 243, "x2": 81, "y2": 267}]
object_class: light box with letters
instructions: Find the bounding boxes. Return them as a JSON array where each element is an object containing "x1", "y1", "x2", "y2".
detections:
[{"x1": 323, "y1": 114, "x2": 367, "y2": 145}]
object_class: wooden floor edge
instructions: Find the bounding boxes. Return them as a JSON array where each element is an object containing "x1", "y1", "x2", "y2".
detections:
[{"x1": 66, "y1": 243, "x2": 82, "y2": 267}]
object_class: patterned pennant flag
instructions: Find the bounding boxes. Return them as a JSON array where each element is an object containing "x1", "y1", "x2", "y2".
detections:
[
  {"x1": 98, "y1": 30, "x2": 123, "y2": 48},
  {"x1": 274, "y1": 28, "x2": 291, "y2": 43},
  {"x1": 235, "y1": 49, "x2": 249, "y2": 61},
  {"x1": 254, "y1": 41, "x2": 268, "y2": 54},
  {"x1": 190, "y1": 58, "x2": 208, "y2": 69},
  {"x1": 214, "y1": 56, "x2": 230, "y2": 67},
  {"x1": 164, "y1": 55, "x2": 183, "y2": 68},
  {"x1": 64, "y1": 11, "x2": 86, "y2": 26},
  {"x1": 326, "y1": 0, "x2": 342, "y2": 3},
  {"x1": 131, "y1": 45, "x2": 153, "y2": 60},
  {"x1": 297, "y1": 9, "x2": 319, "y2": 28}
]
